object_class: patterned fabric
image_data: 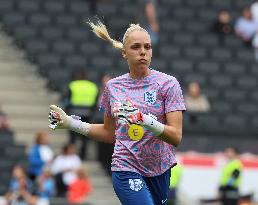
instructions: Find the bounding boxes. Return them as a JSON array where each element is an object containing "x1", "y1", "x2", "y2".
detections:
[{"x1": 100, "y1": 69, "x2": 186, "y2": 177}]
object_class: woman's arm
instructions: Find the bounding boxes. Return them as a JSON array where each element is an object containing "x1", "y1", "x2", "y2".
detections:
[
  {"x1": 88, "y1": 115, "x2": 116, "y2": 143},
  {"x1": 49, "y1": 105, "x2": 116, "y2": 144},
  {"x1": 160, "y1": 111, "x2": 183, "y2": 147}
]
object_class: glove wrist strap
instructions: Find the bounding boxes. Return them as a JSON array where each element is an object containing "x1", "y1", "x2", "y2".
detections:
[
  {"x1": 142, "y1": 114, "x2": 165, "y2": 136},
  {"x1": 69, "y1": 116, "x2": 91, "y2": 136}
]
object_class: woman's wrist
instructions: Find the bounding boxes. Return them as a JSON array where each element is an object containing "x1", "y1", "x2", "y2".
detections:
[
  {"x1": 69, "y1": 115, "x2": 92, "y2": 136},
  {"x1": 141, "y1": 113, "x2": 165, "y2": 136}
]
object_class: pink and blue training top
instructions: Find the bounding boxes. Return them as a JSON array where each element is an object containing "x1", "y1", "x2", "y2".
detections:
[{"x1": 99, "y1": 69, "x2": 186, "y2": 177}]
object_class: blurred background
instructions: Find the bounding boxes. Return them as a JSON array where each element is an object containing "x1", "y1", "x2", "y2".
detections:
[{"x1": 0, "y1": 0, "x2": 257, "y2": 205}]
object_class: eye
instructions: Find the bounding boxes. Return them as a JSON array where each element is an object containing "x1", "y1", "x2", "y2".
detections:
[
  {"x1": 145, "y1": 44, "x2": 152, "y2": 50},
  {"x1": 131, "y1": 44, "x2": 140, "y2": 49}
]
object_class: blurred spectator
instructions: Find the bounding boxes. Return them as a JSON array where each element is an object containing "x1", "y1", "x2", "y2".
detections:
[
  {"x1": 235, "y1": 7, "x2": 258, "y2": 46},
  {"x1": 50, "y1": 144, "x2": 82, "y2": 197},
  {"x1": 63, "y1": 69, "x2": 98, "y2": 160},
  {"x1": 137, "y1": 0, "x2": 159, "y2": 46},
  {"x1": 28, "y1": 132, "x2": 54, "y2": 182},
  {"x1": 219, "y1": 147, "x2": 243, "y2": 205},
  {"x1": 212, "y1": 10, "x2": 233, "y2": 43},
  {"x1": 5, "y1": 165, "x2": 34, "y2": 205},
  {"x1": 67, "y1": 168, "x2": 92, "y2": 204},
  {"x1": 185, "y1": 82, "x2": 210, "y2": 113},
  {"x1": 168, "y1": 164, "x2": 183, "y2": 205},
  {"x1": 251, "y1": 0, "x2": 258, "y2": 23},
  {"x1": 0, "y1": 105, "x2": 10, "y2": 130},
  {"x1": 34, "y1": 169, "x2": 55, "y2": 205},
  {"x1": 185, "y1": 82, "x2": 210, "y2": 123},
  {"x1": 252, "y1": 31, "x2": 258, "y2": 62}
]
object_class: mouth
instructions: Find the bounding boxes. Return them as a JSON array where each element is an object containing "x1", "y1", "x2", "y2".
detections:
[{"x1": 138, "y1": 59, "x2": 147, "y2": 64}]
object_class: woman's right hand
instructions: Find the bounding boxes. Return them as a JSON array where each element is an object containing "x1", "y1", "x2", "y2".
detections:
[{"x1": 49, "y1": 105, "x2": 71, "y2": 130}]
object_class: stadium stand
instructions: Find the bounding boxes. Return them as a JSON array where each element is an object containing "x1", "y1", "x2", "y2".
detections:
[
  {"x1": 0, "y1": 129, "x2": 27, "y2": 195},
  {"x1": 0, "y1": 0, "x2": 257, "y2": 173}
]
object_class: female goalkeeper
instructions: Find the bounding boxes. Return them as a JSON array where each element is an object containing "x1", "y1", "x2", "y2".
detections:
[{"x1": 49, "y1": 20, "x2": 186, "y2": 205}]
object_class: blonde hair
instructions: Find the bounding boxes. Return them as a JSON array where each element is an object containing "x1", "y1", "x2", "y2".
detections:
[{"x1": 87, "y1": 19, "x2": 149, "y2": 50}]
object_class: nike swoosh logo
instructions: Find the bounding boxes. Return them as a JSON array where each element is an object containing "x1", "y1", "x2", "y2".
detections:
[{"x1": 162, "y1": 199, "x2": 167, "y2": 204}]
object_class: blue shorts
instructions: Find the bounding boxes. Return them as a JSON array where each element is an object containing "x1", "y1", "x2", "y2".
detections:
[{"x1": 112, "y1": 169, "x2": 171, "y2": 205}]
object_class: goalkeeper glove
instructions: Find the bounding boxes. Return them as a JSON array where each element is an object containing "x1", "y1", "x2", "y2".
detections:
[
  {"x1": 49, "y1": 105, "x2": 70, "y2": 130},
  {"x1": 49, "y1": 105, "x2": 92, "y2": 136},
  {"x1": 113, "y1": 102, "x2": 165, "y2": 136}
]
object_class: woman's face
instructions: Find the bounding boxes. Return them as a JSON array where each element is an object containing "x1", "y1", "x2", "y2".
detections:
[{"x1": 122, "y1": 30, "x2": 152, "y2": 75}]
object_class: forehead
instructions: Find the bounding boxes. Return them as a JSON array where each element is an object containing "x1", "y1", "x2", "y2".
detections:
[{"x1": 125, "y1": 30, "x2": 151, "y2": 45}]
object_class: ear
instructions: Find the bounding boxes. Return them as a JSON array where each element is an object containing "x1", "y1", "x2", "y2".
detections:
[{"x1": 122, "y1": 49, "x2": 127, "y2": 59}]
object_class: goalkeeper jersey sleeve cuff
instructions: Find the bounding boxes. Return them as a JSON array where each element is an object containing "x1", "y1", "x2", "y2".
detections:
[{"x1": 142, "y1": 113, "x2": 165, "y2": 136}]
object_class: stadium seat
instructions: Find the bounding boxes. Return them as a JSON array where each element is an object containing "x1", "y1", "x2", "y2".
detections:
[
  {"x1": 197, "y1": 9, "x2": 217, "y2": 21},
  {"x1": 223, "y1": 89, "x2": 246, "y2": 102},
  {"x1": 13, "y1": 25, "x2": 38, "y2": 42},
  {"x1": 210, "y1": 75, "x2": 232, "y2": 88},
  {"x1": 29, "y1": 13, "x2": 52, "y2": 27},
  {"x1": 210, "y1": 0, "x2": 232, "y2": 9},
  {"x1": 184, "y1": 0, "x2": 207, "y2": 7},
  {"x1": 197, "y1": 34, "x2": 219, "y2": 47},
  {"x1": 151, "y1": 58, "x2": 167, "y2": 72},
  {"x1": 210, "y1": 48, "x2": 232, "y2": 61},
  {"x1": 52, "y1": 40, "x2": 75, "y2": 55},
  {"x1": 197, "y1": 61, "x2": 220, "y2": 74},
  {"x1": 2, "y1": 12, "x2": 26, "y2": 28},
  {"x1": 237, "y1": 103, "x2": 258, "y2": 116},
  {"x1": 160, "y1": 19, "x2": 182, "y2": 32},
  {"x1": 159, "y1": 45, "x2": 181, "y2": 59},
  {"x1": 66, "y1": 27, "x2": 89, "y2": 42},
  {"x1": 64, "y1": 54, "x2": 88, "y2": 69},
  {"x1": 236, "y1": 76, "x2": 257, "y2": 89},
  {"x1": 224, "y1": 114, "x2": 246, "y2": 127},
  {"x1": 17, "y1": 0, "x2": 40, "y2": 13},
  {"x1": 173, "y1": 7, "x2": 195, "y2": 20},
  {"x1": 40, "y1": 26, "x2": 64, "y2": 41},
  {"x1": 250, "y1": 91, "x2": 258, "y2": 102},
  {"x1": 170, "y1": 59, "x2": 194, "y2": 74},
  {"x1": 184, "y1": 74, "x2": 206, "y2": 86},
  {"x1": 184, "y1": 46, "x2": 207, "y2": 60},
  {"x1": 78, "y1": 42, "x2": 102, "y2": 57},
  {"x1": 160, "y1": 0, "x2": 182, "y2": 7},
  {"x1": 224, "y1": 36, "x2": 243, "y2": 48},
  {"x1": 236, "y1": 49, "x2": 255, "y2": 63},
  {"x1": 211, "y1": 100, "x2": 232, "y2": 114},
  {"x1": 91, "y1": 56, "x2": 114, "y2": 71},
  {"x1": 37, "y1": 53, "x2": 61, "y2": 75},
  {"x1": 47, "y1": 69, "x2": 70, "y2": 91},
  {"x1": 173, "y1": 32, "x2": 195, "y2": 45},
  {"x1": 55, "y1": 14, "x2": 78, "y2": 28},
  {"x1": 97, "y1": 3, "x2": 117, "y2": 16},
  {"x1": 0, "y1": 0, "x2": 15, "y2": 15},
  {"x1": 69, "y1": 0, "x2": 90, "y2": 16},
  {"x1": 224, "y1": 62, "x2": 245, "y2": 75},
  {"x1": 43, "y1": 0, "x2": 66, "y2": 14},
  {"x1": 25, "y1": 39, "x2": 49, "y2": 56},
  {"x1": 202, "y1": 87, "x2": 220, "y2": 101},
  {"x1": 184, "y1": 21, "x2": 209, "y2": 33}
]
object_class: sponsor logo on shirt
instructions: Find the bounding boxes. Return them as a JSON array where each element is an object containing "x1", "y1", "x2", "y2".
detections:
[
  {"x1": 129, "y1": 179, "x2": 143, "y2": 191},
  {"x1": 144, "y1": 90, "x2": 157, "y2": 105}
]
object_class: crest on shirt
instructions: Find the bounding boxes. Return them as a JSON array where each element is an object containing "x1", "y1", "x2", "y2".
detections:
[
  {"x1": 129, "y1": 179, "x2": 143, "y2": 191},
  {"x1": 144, "y1": 90, "x2": 157, "y2": 105}
]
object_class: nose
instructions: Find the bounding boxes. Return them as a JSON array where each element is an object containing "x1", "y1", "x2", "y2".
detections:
[{"x1": 140, "y1": 47, "x2": 146, "y2": 56}]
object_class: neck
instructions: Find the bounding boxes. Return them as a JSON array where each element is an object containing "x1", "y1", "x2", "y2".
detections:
[{"x1": 129, "y1": 68, "x2": 151, "y2": 79}]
